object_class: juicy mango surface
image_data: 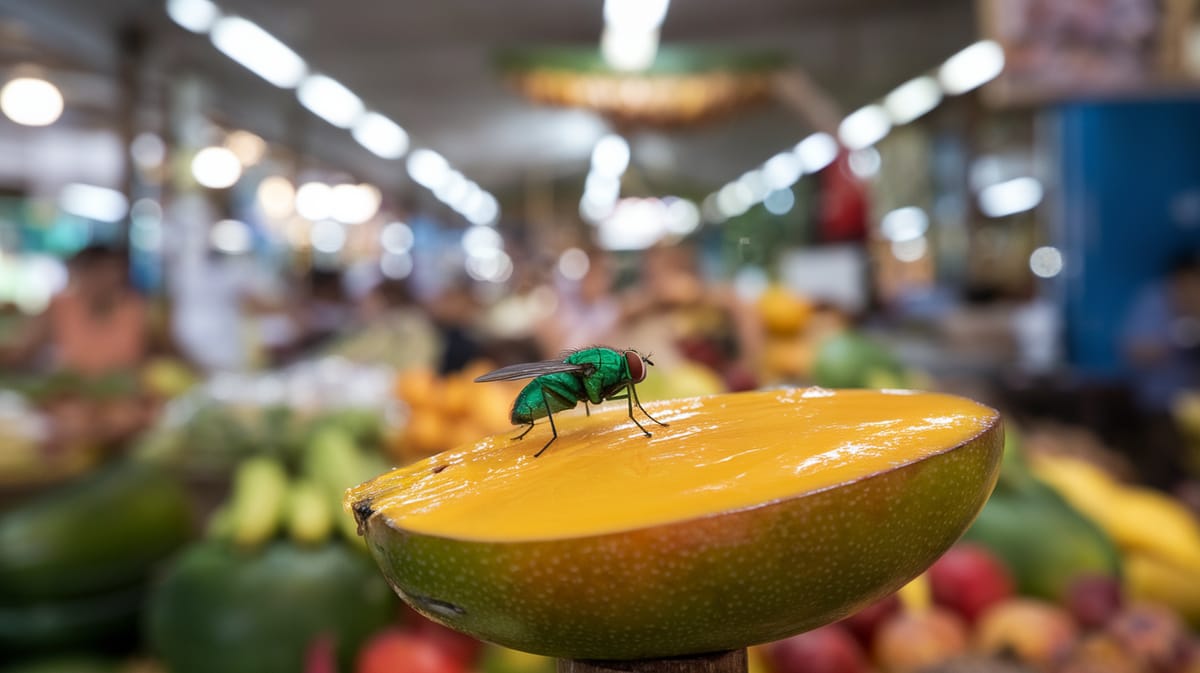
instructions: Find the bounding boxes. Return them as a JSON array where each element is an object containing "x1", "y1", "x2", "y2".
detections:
[{"x1": 348, "y1": 388, "x2": 1002, "y2": 660}]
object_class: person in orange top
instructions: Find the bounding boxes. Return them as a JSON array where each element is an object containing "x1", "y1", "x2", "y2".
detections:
[{"x1": 3, "y1": 245, "x2": 148, "y2": 375}]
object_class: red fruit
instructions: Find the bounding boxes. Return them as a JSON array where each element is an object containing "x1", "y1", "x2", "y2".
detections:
[
  {"x1": 1065, "y1": 574, "x2": 1123, "y2": 630},
  {"x1": 764, "y1": 624, "x2": 869, "y2": 673},
  {"x1": 839, "y1": 594, "x2": 901, "y2": 649},
  {"x1": 357, "y1": 629, "x2": 466, "y2": 673},
  {"x1": 1106, "y1": 603, "x2": 1192, "y2": 672},
  {"x1": 975, "y1": 599, "x2": 1079, "y2": 671},
  {"x1": 409, "y1": 610, "x2": 486, "y2": 668},
  {"x1": 874, "y1": 608, "x2": 970, "y2": 673},
  {"x1": 928, "y1": 544, "x2": 1014, "y2": 623},
  {"x1": 305, "y1": 633, "x2": 337, "y2": 673}
]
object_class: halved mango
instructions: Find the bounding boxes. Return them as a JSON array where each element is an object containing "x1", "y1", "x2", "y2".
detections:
[{"x1": 347, "y1": 388, "x2": 1002, "y2": 660}]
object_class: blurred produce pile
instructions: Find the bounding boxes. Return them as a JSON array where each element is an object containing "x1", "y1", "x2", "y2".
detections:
[{"x1": 755, "y1": 424, "x2": 1200, "y2": 673}]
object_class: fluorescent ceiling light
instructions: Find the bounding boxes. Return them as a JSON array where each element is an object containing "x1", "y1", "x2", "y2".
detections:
[
  {"x1": 0, "y1": 77, "x2": 63, "y2": 127},
  {"x1": 979, "y1": 177, "x2": 1043, "y2": 217},
  {"x1": 406, "y1": 149, "x2": 450, "y2": 189},
  {"x1": 591, "y1": 134, "x2": 631, "y2": 177},
  {"x1": 295, "y1": 182, "x2": 333, "y2": 221},
  {"x1": 352, "y1": 112, "x2": 409, "y2": 159},
  {"x1": 461, "y1": 225, "x2": 502, "y2": 256},
  {"x1": 794, "y1": 133, "x2": 838, "y2": 173},
  {"x1": 210, "y1": 219, "x2": 252, "y2": 254},
  {"x1": 663, "y1": 197, "x2": 700, "y2": 235},
  {"x1": 434, "y1": 171, "x2": 471, "y2": 205},
  {"x1": 939, "y1": 40, "x2": 1005, "y2": 95},
  {"x1": 838, "y1": 105, "x2": 891, "y2": 151},
  {"x1": 604, "y1": 0, "x2": 670, "y2": 31},
  {"x1": 211, "y1": 16, "x2": 307, "y2": 88},
  {"x1": 466, "y1": 193, "x2": 500, "y2": 226},
  {"x1": 762, "y1": 152, "x2": 803, "y2": 191},
  {"x1": 737, "y1": 170, "x2": 770, "y2": 204},
  {"x1": 297, "y1": 74, "x2": 364, "y2": 128},
  {"x1": 598, "y1": 198, "x2": 669, "y2": 251},
  {"x1": 167, "y1": 0, "x2": 220, "y2": 33},
  {"x1": 601, "y1": 26, "x2": 660, "y2": 72},
  {"x1": 716, "y1": 182, "x2": 753, "y2": 218},
  {"x1": 331, "y1": 183, "x2": 381, "y2": 225},
  {"x1": 880, "y1": 206, "x2": 929, "y2": 242},
  {"x1": 191, "y1": 146, "x2": 242, "y2": 189},
  {"x1": 884, "y1": 75, "x2": 942, "y2": 125},
  {"x1": 59, "y1": 184, "x2": 128, "y2": 222}
]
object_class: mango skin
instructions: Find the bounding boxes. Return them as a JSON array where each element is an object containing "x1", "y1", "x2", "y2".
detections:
[{"x1": 354, "y1": 420, "x2": 1002, "y2": 660}]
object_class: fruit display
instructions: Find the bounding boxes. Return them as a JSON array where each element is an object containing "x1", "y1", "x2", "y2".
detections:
[
  {"x1": 760, "y1": 542, "x2": 1200, "y2": 673},
  {"x1": 142, "y1": 423, "x2": 398, "y2": 673},
  {"x1": 389, "y1": 362, "x2": 523, "y2": 461},
  {"x1": 961, "y1": 428, "x2": 1122, "y2": 601},
  {"x1": 755, "y1": 285, "x2": 839, "y2": 384},
  {"x1": 136, "y1": 357, "x2": 390, "y2": 476},
  {"x1": 347, "y1": 388, "x2": 1003, "y2": 659},
  {"x1": 810, "y1": 330, "x2": 910, "y2": 390},
  {"x1": 145, "y1": 541, "x2": 395, "y2": 673},
  {"x1": 1030, "y1": 451, "x2": 1200, "y2": 627},
  {"x1": 0, "y1": 460, "x2": 192, "y2": 656}
]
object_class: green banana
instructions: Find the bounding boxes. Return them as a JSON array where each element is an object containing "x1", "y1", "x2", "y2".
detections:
[
  {"x1": 228, "y1": 457, "x2": 289, "y2": 549},
  {"x1": 286, "y1": 480, "x2": 333, "y2": 546}
]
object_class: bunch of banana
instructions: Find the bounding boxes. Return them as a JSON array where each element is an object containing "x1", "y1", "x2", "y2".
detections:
[
  {"x1": 1031, "y1": 453, "x2": 1200, "y2": 626},
  {"x1": 208, "y1": 428, "x2": 384, "y2": 550}
]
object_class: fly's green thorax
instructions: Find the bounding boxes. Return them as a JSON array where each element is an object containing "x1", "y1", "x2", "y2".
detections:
[{"x1": 564, "y1": 347, "x2": 631, "y2": 404}]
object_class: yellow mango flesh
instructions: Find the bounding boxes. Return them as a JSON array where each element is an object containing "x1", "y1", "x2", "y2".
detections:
[
  {"x1": 352, "y1": 388, "x2": 996, "y2": 542},
  {"x1": 348, "y1": 388, "x2": 1002, "y2": 660}
]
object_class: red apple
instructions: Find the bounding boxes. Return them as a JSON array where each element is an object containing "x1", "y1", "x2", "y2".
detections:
[
  {"x1": 976, "y1": 599, "x2": 1079, "y2": 671},
  {"x1": 838, "y1": 594, "x2": 901, "y2": 649},
  {"x1": 928, "y1": 544, "x2": 1014, "y2": 624},
  {"x1": 1065, "y1": 574, "x2": 1123, "y2": 630},
  {"x1": 874, "y1": 608, "x2": 970, "y2": 673},
  {"x1": 764, "y1": 624, "x2": 869, "y2": 673},
  {"x1": 357, "y1": 629, "x2": 466, "y2": 673}
]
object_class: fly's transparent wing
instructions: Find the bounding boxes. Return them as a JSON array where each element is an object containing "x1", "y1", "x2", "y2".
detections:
[{"x1": 474, "y1": 360, "x2": 587, "y2": 382}]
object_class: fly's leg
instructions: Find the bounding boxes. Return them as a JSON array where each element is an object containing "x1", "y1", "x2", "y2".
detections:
[
  {"x1": 610, "y1": 387, "x2": 652, "y2": 438},
  {"x1": 513, "y1": 422, "x2": 535, "y2": 441},
  {"x1": 533, "y1": 387, "x2": 560, "y2": 458},
  {"x1": 583, "y1": 401, "x2": 590, "y2": 417},
  {"x1": 631, "y1": 383, "x2": 668, "y2": 427}
]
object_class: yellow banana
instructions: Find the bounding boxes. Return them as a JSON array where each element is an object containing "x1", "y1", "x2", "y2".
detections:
[
  {"x1": 1125, "y1": 552, "x2": 1200, "y2": 628},
  {"x1": 1032, "y1": 453, "x2": 1200, "y2": 573}
]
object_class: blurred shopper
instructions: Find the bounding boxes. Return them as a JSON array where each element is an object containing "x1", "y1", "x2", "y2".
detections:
[
  {"x1": 2, "y1": 245, "x2": 147, "y2": 375},
  {"x1": 171, "y1": 249, "x2": 293, "y2": 372},
  {"x1": 428, "y1": 280, "x2": 484, "y2": 374},
  {"x1": 539, "y1": 249, "x2": 621, "y2": 355},
  {"x1": 1120, "y1": 252, "x2": 1200, "y2": 485},
  {"x1": 617, "y1": 244, "x2": 762, "y2": 390}
]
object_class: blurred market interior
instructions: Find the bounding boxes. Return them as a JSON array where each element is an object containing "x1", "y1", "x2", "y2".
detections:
[{"x1": 4, "y1": 0, "x2": 1200, "y2": 670}]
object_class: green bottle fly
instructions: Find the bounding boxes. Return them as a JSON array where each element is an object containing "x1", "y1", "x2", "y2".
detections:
[{"x1": 474, "y1": 347, "x2": 667, "y2": 457}]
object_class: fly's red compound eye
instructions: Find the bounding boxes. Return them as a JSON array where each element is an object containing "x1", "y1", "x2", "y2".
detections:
[{"x1": 624, "y1": 350, "x2": 646, "y2": 383}]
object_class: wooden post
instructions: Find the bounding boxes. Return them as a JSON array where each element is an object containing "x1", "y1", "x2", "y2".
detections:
[{"x1": 558, "y1": 650, "x2": 747, "y2": 673}]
